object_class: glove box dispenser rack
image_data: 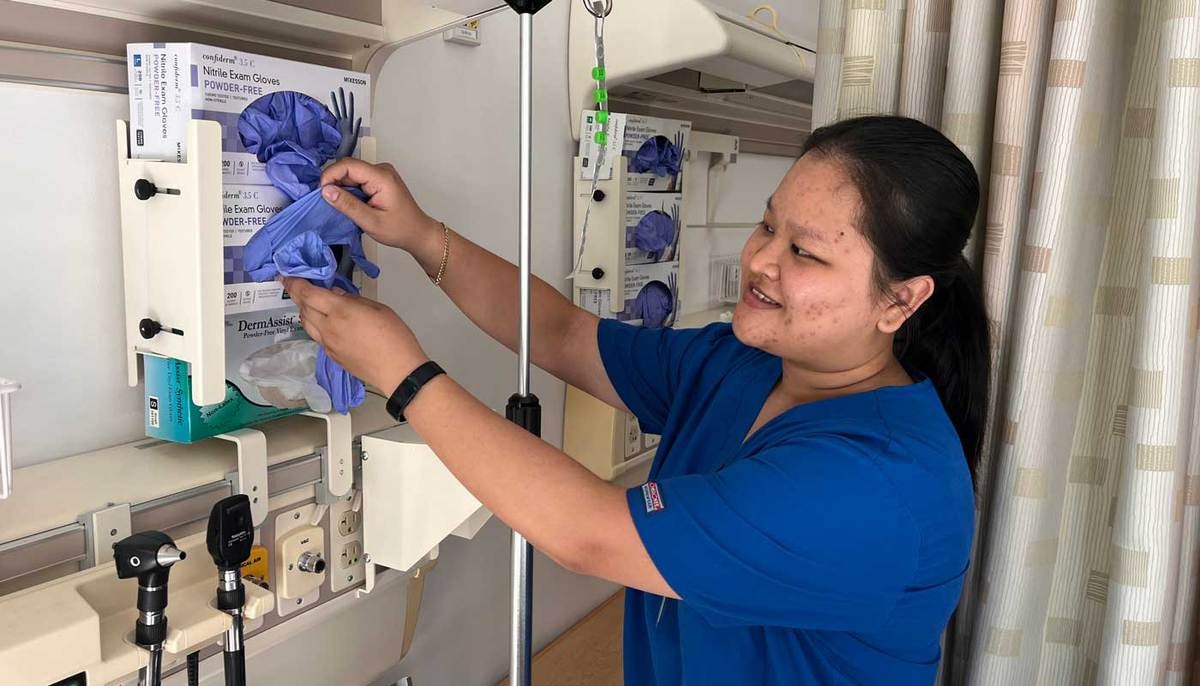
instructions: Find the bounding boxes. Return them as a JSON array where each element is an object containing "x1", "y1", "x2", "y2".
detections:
[
  {"x1": 114, "y1": 119, "x2": 371, "y2": 506},
  {"x1": 569, "y1": 155, "x2": 628, "y2": 312},
  {"x1": 114, "y1": 119, "x2": 379, "y2": 407},
  {"x1": 116, "y1": 119, "x2": 225, "y2": 407}
]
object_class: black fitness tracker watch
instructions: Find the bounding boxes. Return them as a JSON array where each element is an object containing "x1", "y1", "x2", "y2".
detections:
[{"x1": 386, "y1": 361, "x2": 447, "y2": 422}]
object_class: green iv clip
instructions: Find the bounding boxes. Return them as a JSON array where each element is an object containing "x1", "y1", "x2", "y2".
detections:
[{"x1": 572, "y1": 0, "x2": 613, "y2": 279}]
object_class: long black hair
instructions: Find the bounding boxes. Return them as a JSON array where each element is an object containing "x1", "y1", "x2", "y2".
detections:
[{"x1": 801, "y1": 115, "x2": 991, "y2": 480}]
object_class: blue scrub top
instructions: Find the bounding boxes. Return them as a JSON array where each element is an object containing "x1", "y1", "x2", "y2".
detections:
[{"x1": 597, "y1": 320, "x2": 975, "y2": 686}]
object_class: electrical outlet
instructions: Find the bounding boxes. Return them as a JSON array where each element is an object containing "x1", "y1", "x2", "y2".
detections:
[
  {"x1": 328, "y1": 494, "x2": 366, "y2": 593},
  {"x1": 339, "y1": 541, "x2": 363, "y2": 569},
  {"x1": 338, "y1": 509, "x2": 360, "y2": 536}
]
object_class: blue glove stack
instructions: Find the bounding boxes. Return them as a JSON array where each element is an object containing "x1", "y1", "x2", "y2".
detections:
[
  {"x1": 629, "y1": 135, "x2": 683, "y2": 177},
  {"x1": 633, "y1": 281, "x2": 674, "y2": 329},
  {"x1": 238, "y1": 92, "x2": 342, "y2": 200},
  {"x1": 632, "y1": 210, "x2": 676, "y2": 257},
  {"x1": 238, "y1": 89, "x2": 375, "y2": 413}
]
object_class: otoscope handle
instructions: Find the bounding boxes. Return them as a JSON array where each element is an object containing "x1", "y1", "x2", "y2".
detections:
[{"x1": 224, "y1": 648, "x2": 246, "y2": 686}]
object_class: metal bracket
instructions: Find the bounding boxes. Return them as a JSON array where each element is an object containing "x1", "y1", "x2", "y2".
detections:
[
  {"x1": 216, "y1": 428, "x2": 268, "y2": 527},
  {"x1": 301, "y1": 411, "x2": 353, "y2": 499},
  {"x1": 0, "y1": 378, "x2": 18, "y2": 500},
  {"x1": 77, "y1": 503, "x2": 132, "y2": 568}
]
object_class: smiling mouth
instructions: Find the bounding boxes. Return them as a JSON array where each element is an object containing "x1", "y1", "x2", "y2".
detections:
[{"x1": 749, "y1": 287, "x2": 780, "y2": 306}]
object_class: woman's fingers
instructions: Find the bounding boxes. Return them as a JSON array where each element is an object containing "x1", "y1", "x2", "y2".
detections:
[
  {"x1": 320, "y1": 185, "x2": 381, "y2": 234},
  {"x1": 319, "y1": 158, "x2": 394, "y2": 197},
  {"x1": 297, "y1": 304, "x2": 329, "y2": 345},
  {"x1": 281, "y1": 277, "x2": 342, "y2": 316}
]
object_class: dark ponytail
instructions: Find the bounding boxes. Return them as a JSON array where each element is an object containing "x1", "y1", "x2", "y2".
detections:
[{"x1": 800, "y1": 116, "x2": 992, "y2": 479}]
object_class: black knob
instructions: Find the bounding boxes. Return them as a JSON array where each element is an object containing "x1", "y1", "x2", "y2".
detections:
[
  {"x1": 591, "y1": 267, "x2": 605, "y2": 280},
  {"x1": 134, "y1": 179, "x2": 158, "y2": 200},
  {"x1": 592, "y1": 189, "x2": 606, "y2": 202},
  {"x1": 139, "y1": 318, "x2": 163, "y2": 339}
]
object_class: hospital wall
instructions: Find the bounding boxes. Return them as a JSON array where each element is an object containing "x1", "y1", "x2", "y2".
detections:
[{"x1": 0, "y1": 1, "x2": 795, "y2": 683}]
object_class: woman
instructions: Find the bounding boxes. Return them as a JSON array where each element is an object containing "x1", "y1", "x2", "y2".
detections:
[{"x1": 283, "y1": 115, "x2": 989, "y2": 685}]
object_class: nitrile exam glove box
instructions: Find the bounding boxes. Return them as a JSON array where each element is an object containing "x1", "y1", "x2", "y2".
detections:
[{"x1": 127, "y1": 42, "x2": 371, "y2": 441}]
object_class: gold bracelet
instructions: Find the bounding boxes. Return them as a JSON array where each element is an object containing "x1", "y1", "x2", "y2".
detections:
[{"x1": 431, "y1": 222, "x2": 451, "y2": 286}]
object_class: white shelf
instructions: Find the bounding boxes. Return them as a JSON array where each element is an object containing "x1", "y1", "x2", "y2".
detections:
[
  {"x1": 5, "y1": 1, "x2": 509, "y2": 85},
  {"x1": 28, "y1": 0, "x2": 389, "y2": 54},
  {"x1": 568, "y1": 0, "x2": 814, "y2": 141}
]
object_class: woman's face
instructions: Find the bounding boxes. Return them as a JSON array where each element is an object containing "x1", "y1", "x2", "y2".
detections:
[{"x1": 732, "y1": 153, "x2": 897, "y2": 373}]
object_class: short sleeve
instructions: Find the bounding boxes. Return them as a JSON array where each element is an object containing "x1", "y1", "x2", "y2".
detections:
[
  {"x1": 597, "y1": 319, "x2": 720, "y2": 434},
  {"x1": 626, "y1": 435, "x2": 920, "y2": 631}
]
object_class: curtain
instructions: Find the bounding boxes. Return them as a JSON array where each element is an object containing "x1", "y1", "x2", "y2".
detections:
[{"x1": 813, "y1": 1, "x2": 1200, "y2": 683}]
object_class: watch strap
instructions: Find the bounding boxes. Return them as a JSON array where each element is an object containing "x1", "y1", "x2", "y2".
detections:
[{"x1": 386, "y1": 361, "x2": 446, "y2": 422}]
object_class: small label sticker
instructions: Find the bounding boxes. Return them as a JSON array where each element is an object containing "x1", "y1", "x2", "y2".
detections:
[
  {"x1": 642, "y1": 482, "x2": 665, "y2": 514},
  {"x1": 148, "y1": 396, "x2": 160, "y2": 428}
]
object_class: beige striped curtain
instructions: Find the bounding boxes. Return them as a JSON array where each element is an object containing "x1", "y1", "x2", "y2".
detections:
[{"x1": 814, "y1": 1, "x2": 1200, "y2": 684}]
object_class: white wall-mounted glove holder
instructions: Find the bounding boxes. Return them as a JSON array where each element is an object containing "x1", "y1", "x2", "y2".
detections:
[
  {"x1": 571, "y1": 155, "x2": 628, "y2": 312},
  {"x1": 115, "y1": 119, "x2": 225, "y2": 406},
  {"x1": 0, "y1": 378, "x2": 17, "y2": 499}
]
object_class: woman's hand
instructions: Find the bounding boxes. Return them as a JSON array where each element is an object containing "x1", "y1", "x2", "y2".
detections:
[
  {"x1": 281, "y1": 277, "x2": 429, "y2": 394},
  {"x1": 320, "y1": 158, "x2": 441, "y2": 254}
]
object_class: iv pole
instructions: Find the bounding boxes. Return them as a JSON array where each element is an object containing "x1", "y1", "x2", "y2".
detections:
[{"x1": 502, "y1": 1, "x2": 553, "y2": 684}]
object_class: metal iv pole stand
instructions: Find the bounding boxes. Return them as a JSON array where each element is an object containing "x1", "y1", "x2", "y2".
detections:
[{"x1": 502, "y1": 1, "x2": 553, "y2": 684}]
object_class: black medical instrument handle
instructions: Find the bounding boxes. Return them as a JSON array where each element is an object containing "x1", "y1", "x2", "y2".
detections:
[
  {"x1": 224, "y1": 652, "x2": 246, "y2": 686},
  {"x1": 504, "y1": 0, "x2": 553, "y2": 14},
  {"x1": 145, "y1": 647, "x2": 164, "y2": 686},
  {"x1": 135, "y1": 614, "x2": 167, "y2": 647},
  {"x1": 206, "y1": 495, "x2": 252, "y2": 686},
  {"x1": 187, "y1": 651, "x2": 200, "y2": 686},
  {"x1": 223, "y1": 640, "x2": 246, "y2": 686}
]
